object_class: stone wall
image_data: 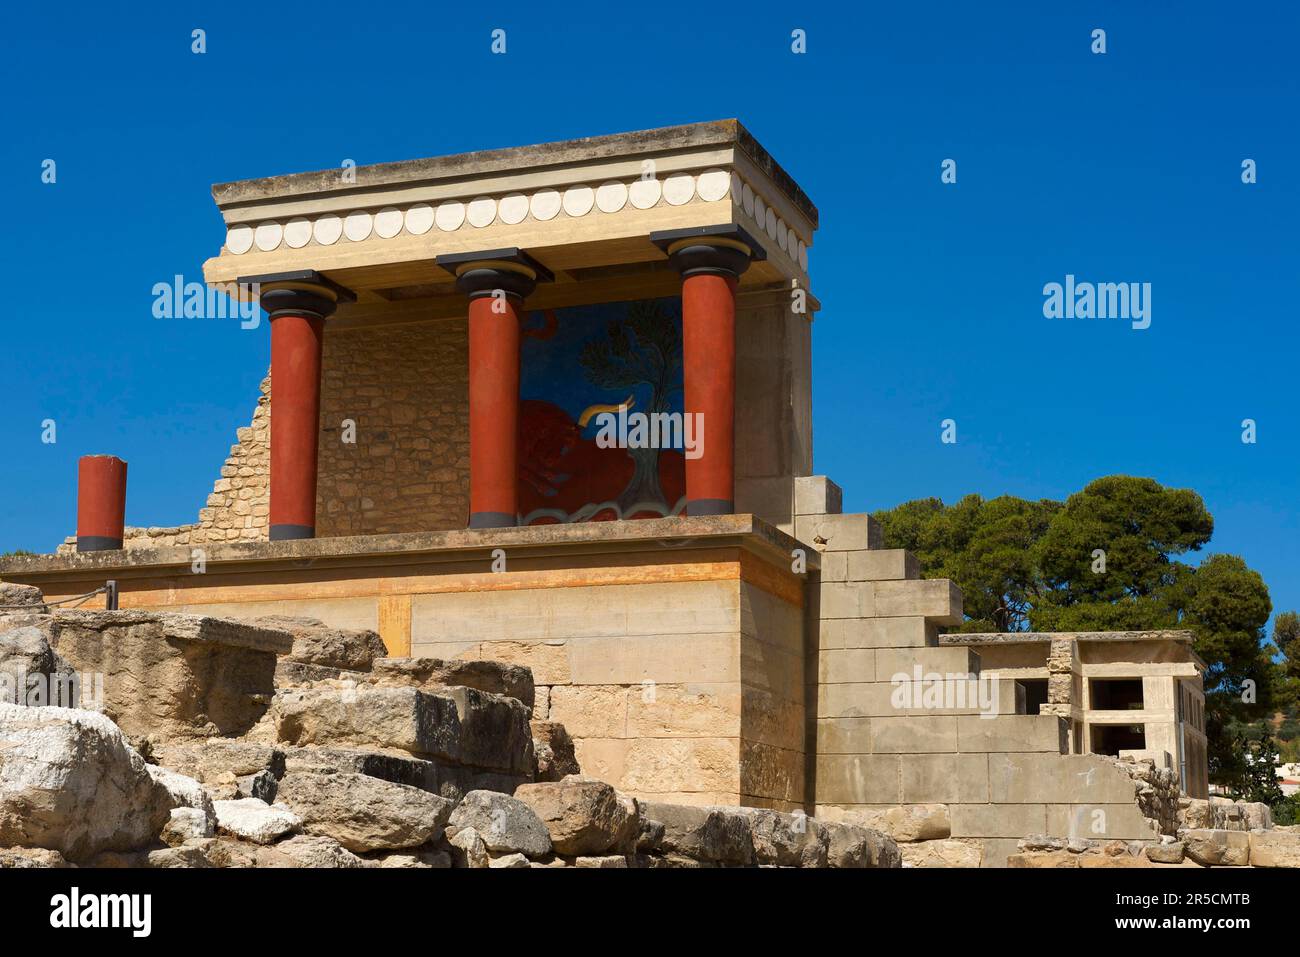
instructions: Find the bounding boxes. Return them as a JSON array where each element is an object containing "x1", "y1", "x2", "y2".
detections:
[
  {"x1": 315, "y1": 318, "x2": 469, "y2": 536},
  {"x1": 409, "y1": 575, "x2": 808, "y2": 811},
  {"x1": 797, "y1": 475, "x2": 1182, "y2": 866},
  {"x1": 0, "y1": 585, "x2": 900, "y2": 870}
]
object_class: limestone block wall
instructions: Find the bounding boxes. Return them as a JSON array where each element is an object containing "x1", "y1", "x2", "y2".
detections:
[
  {"x1": 407, "y1": 576, "x2": 807, "y2": 811},
  {"x1": 315, "y1": 318, "x2": 468, "y2": 536},
  {"x1": 796, "y1": 475, "x2": 1171, "y2": 866}
]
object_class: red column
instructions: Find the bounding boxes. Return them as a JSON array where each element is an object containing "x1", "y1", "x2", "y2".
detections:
[
  {"x1": 467, "y1": 294, "x2": 522, "y2": 527},
  {"x1": 435, "y1": 249, "x2": 552, "y2": 529},
  {"x1": 269, "y1": 311, "x2": 325, "y2": 540},
  {"x1": 241, "y1": 271, "x2": 352, "y2": 541},
  {"x1": 682, "y1": 273, "x2": 738, "y2": 515},
  {"x1": 77, "y1": 454, "x2": 127, "y2": 551},
  {"x1": 652, "y1": 228, "x2": 761, "y2": 517}
]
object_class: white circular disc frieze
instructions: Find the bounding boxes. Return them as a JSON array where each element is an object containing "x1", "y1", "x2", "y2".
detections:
[
  {"x1": 254, "y1": 221, "x2": 283, "y2": 251},
  {"x1": 405, "y1": 204, "x2": 434, "y2": 235},
  {"x1": 499, "y1": 193, "x2": 529, "y2": 225},
  {"x1": 697, "y1": 169, "x2": 731, "y2": 202},
  {"x1": 629, "y1": 178, "x2": 661, "y2": 209},
  {"x1": 374, "y1": 207, "x2": 403, "y2": 239},
  {"x1": 595, "y1": 181, "x2": 629, "y2": 213},
  {"x1": 283, "y1": 218, "x2": 312, "y2": 248},
  {"x1": 435, "y1": 202, "x2": 466, "y2": 231},
  {"x1": 226, "y1": 225, "x2": 254, "y2": 254},
  {"x1": 313, "y1": 215, "x2": 342, "y2": 245},
  {"x1": 467, "y1": 197, "x2": 497, "y2": 228},
  {"x1": 530, "y1": 189, "x2": 562, "y2": 221},
  {"x1": 344, "y1": 211, "x2": 373, "y2": 242},
  {"x1": 563, "y1": 185, "x2": 595, "y2": 217},
  {"x1": 662, "y1": 173, "x2": 695, "y2": 206}
]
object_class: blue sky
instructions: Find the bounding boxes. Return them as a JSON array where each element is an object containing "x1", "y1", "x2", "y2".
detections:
[{"x1": 2, "y1": 2, "x2": 1296, "y2": 626}]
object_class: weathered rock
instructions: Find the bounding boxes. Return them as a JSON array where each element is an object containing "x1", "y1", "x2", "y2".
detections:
[
  {"x1": 1008, "y1": 851, "x2": 1078, "y2": 868},
  {"x1": 0, "y1": 619, "x2": 80, "y2": 706},
  {"x1": 1180, "y1": 796, "x2": 1271, "y2": 832},
  {"x1": 1020, "y1": 834, "x2": 1068, "y2": 852},
  {"x1": 489, "y1": 852, "x2": 530, "y2": 868},
  {"x1": 442, "y1": 686, "x2": 535, "y2": 775},
  {"x1": 284, "y1": 745, "x2": 437, "y2": 790},
  {"x1": 737, "y1": 808, "x2": 827, "y2": 867},
  {"x1": 147, "y1": 844, "x2": 212, "y2": 868},
  {"x1": 161, "y1": 807, "x2": 214, "y2": 846},
  {"x1": 0, "y1": 583, "x2": 47, "y2": 613},
  {"x1": 0, "y1": 703, "x2": 171, "y2": 861},
  {"x1": 369, "y1": 657, "x2": 535, "y2": 709},
  {"x1": 257, "y1": 834, "x2": 368, "y2": 868},
  {"x1": 153, "y1": 739, "x2": 286, "y2": 783},
  {"x1": 0, "y1": 846, "x2": 70, "y2": 868},
  {"x1": 516, "y1": 777, "x2": 641, "y2": 856},
  {"x1": 1241, "y1": 802, "x2": 1272, "y2": 831},
  {"x1": 48, "y1": 610, "x2": 292, "y2": 746},
  {"x1": 1145, "y1": 841, "x2": 1185, "y2": 864},
  {"x1": 637, "y1": 801, "x2": 754, "y2": 865},
  {"x1": 269, "y1": 686, "x2": 459, "y2": 756},
  {"x1": 275, "y1": 659, "x2": 349, "y2": 687},
  {"x1": 447, "y1": 790, "x2": 552, "y2": 857},
  {"x1": 275, "y1": 771, "x2": 453, "y2": 852},
  {"x1": 254, "y1": 615, "x2": 388, "y2": 672},
  {"x1": 1078, "y1": 851, "x2": 1151, "y2": 868},
  {"x1": 573, "y1": 855, "x2": 628, "y2": 868},
  {"x1": 370, "y1": 848, "x2": 451, "y2": 869},
  {"x1": 203, "y1": 837, "x2": 260, "y2": 868},
  {"x1": 1247, "y1": 830, "x2": 1300, "y2": 868},
  {"x1": 1182, "y1": 829, "x2": 1251, "y2": 867},
  {"x1": 147, "y1": 764, "x2": 216, "y2": 823},
  {"x1": 282, "y1": 744, "x2": 526, "y2": 804},
  {"x1": 213, "y1": 798, "x2": 301, "y2": 845},
  {"x1": 237, "y1": 770, "x2": 278, "y2": 803},
  {"x1": 531, "y1": 720, "x2": 580, "y2": 781},
  {"x1": 899, "y1": 838, "x2": 980, "y2": 868},
  {"x1": 821, "y1": 821, "x2": 899, "y2": 868},
  {"x1": 884, "y1": 804, "x2": 950, "y2": 842},
  {"x1": 449, "y1": 825, "x2": 489, "y2": 868}
]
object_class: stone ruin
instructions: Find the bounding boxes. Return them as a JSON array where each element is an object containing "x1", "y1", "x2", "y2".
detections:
[
  {"x1": 3, "y1": 580, "x2": 1296, "y2": 869},
  {"x1": 0, "y1": 582, "x2": 899, "y2": 869}
]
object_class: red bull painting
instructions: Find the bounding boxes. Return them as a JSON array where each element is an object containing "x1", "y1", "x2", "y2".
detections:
[{"x1": 517, "y1": 297, "x2": 687, "y2": 524}]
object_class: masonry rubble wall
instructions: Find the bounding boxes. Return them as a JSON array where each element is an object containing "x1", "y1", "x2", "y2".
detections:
[{"x1": 0, "y1": 586, "x2": 898, "y2": 869}]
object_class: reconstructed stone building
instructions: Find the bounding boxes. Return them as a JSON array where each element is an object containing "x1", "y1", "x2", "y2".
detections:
[{"x1": 0, "y1": 121, "x2": 1210, "y2": 865}]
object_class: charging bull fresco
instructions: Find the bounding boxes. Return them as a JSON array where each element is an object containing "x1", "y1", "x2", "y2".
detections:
[{"x1": 517, "y1": 297, "x2": 687, "y2": 524}]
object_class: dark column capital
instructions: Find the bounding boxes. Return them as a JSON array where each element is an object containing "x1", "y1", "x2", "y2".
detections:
[
  {"x1": 238, "y1": 269, "x2": 356, "y2": 320},
  {"x1": 650, "y1": 225, "x2": 767, "y2": 279},
  {"x1": 436, "y1": 247, "x2": 555, "y2": 300}
]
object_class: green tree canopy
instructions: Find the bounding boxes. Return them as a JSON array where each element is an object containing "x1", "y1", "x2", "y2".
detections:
[{"x1": 873, "y1": 475, "x2": 1290, "y2": 786}]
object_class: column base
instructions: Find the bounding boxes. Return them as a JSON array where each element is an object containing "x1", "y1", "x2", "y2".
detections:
[
  {"x1": 469, "y1": 511, "x2": 518, "y2": 529},
  {"x1": 269, "y1": 524, "x2": 315, "y2": 541},
  {"x1": 76, "y1": 536, "x2": 123, "y2": 552}
]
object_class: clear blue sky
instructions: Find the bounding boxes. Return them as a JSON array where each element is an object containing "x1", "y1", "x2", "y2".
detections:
[{"x1": 2, "y1": 2, "x2": 1296, "y2": 626}]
